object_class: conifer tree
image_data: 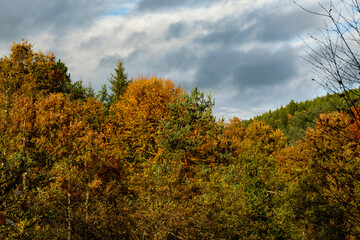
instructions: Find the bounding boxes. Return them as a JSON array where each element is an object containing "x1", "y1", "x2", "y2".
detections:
[{"x1": 108, "y1": 60, "x2": 130, "y2": 104}]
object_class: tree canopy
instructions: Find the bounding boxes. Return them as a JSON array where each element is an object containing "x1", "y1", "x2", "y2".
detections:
[{"x1": 1, "y1": 29, "x2": 360, "y2": 240}]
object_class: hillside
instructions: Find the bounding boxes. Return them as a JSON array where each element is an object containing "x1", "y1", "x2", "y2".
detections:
[{"x1": 243, "y1": 89, "x2": 360, "y2": 144}]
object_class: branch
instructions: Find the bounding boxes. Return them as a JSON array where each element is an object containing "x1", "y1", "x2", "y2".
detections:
[{"x1": 293, "y1": 1, "x2": 329, "y2": 17}]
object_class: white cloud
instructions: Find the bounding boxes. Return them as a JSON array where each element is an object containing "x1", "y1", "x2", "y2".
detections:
[{"x1": 0, "y1": 0, "x2": 333, "y2": 120}]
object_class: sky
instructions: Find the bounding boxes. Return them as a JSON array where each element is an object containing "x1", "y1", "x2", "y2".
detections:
[{"x1": 0, "y1": 0, "x2": 333, "y2": 120}]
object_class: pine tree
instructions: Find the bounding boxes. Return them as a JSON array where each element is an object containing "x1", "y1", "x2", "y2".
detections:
[{"x1": 108, "y1": 60, "x2": 130, "y2": 104}]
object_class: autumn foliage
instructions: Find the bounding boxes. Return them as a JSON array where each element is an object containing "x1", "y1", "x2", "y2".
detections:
[{"x1": 1, "y1": 40, "x2": 360, "y2": 239}]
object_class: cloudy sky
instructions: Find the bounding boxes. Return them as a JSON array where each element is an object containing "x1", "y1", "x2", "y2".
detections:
[{"x1": 0, "y1": 0, "x2": 332, "y2": 120}]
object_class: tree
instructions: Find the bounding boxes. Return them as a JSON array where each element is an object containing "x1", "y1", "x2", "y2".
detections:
[
  {"x1": 297, "y1": 0, "x2": 360, "y2": 127},
  {"x1": 277, "y1": 111, "x2": 360, "y2": 239},
  {"x1": 108, "y1": 60, "x2": 130, "y2": 104},
  {"x1": 30, "y1": 93, "x2": 127, "y2": 239},
  {"x1": 243, "y1": 120, "x2": 287, "y2": 156},
  {"x1": 293, "y1": 2, "x2": 360, "y2": 236},
  {"x1": 223, "y1": 117, "x2": 246, "y2": 158},
  {"x1": 303, "y1": 112, "x2": 360, "y2": 237},
  {"x1": 0, "y1": 41, "x2": 76, "y2": 157},
  {"x1": 125, "y1": 87, "x2": 229, "y2": 239},
  {"x1": 0, "y1": 41, "x2": 70, "y2": 237},
  {"x1": 0, "y1": 40, "x2": 131, "y2": 238},
  {"x1": 97, "y1": 85, "x2": 109, "y2": 104},
  {"x1": 157, "y1": 87, "x2": 227, "y2": 178},
  {"x1": 190, "y1": 119, "x2": 289, "y2": 239},
  {"x1": 108, "y1": 76, "x2": 182, "y2": 163},
  {"x1": 104, "y1": 77, "x2": 186, "y2": 238}
]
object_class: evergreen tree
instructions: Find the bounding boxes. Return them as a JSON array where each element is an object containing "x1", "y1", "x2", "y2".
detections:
[
  {"x1": 98, "y1": 84, "x2": 109, "y2": 104},
  {"x1": 108, "y1": 60, "x2": 130, "y2": 104}
]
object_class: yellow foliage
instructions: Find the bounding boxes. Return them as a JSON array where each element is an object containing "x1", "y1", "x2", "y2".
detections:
[
  {"x1": 223, "y1": 117, "x2": 246, "y2": 157},
  {"x1": 108, "y1": 76, "x2": 183, "y2": 162}
]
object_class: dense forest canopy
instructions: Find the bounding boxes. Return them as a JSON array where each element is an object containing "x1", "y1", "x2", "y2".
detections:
[
  {"x1": 243, "y1": 89, "x2": 360, "y2": 144},
  {"x1": 0, "y1": 38, "x2": 359, "y2": 240},
  {"x1": 1, "y1": 1, "x2": 360, "y2": 237}
]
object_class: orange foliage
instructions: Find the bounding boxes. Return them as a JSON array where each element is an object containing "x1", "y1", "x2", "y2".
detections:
[
  {"x1": 223, "y1": 117, "x2": 246, "y2": 157},
  {"x1": 108, "y1": 76, "x2": 183, "y2": 162},
  {"x1": 241, "y1": 120, "x2": 287, "y2": 156},
  {"x1": 0, "y1": 40, "x2": 66, "y2": 101},
  {"x1": 277, "y1": 111, "x2": 360, "y2": 233},
  {"x1": 34, "y1": 94, "x2": 107, "y2": 167},
  {"x1": 348, "y1": 107, "x2": 360, "y2": 140},
  {"x1": 0, "y1": 41, "x2": 69, "y2": 156},
  {"x1": 278, "y1": 112, "x2": 356, "y2": 176}
]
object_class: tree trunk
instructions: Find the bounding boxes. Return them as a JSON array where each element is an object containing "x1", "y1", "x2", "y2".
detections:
[
  {"x1": 85, "y1": 189, "x2": 89, "y2": 223},
  {"x1": 67, "y1": 192, "x2": 71, "y2": 240},
  {"x1": 85, "y1": 188, "x2": 89, "y2": 239},
  {"x1": 67, "y1": 161, "x2": 72, "y2": 240}
]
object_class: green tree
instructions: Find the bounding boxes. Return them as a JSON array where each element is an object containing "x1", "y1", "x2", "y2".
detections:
[
  {"x1": 108, "y1": 60, "x2": 130, "y2": 104},
  {"x1": 125, "y1": 87, "x2": 229, "y2": 239},
  {"x1": 157, "y1": 87, "x2": 227, "y2": 179}
]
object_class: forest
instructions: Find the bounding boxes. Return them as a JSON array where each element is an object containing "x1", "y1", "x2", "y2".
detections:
[
  {"x1": 0, "y1": 38, "x2": 359, "y2": 240},
  {"x1": 1, "y1": 2, "x2": 360, "y2": 238}
]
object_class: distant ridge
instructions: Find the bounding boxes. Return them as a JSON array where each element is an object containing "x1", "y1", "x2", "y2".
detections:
[{"x1": 243, "y1": 87, "x2": 360, "y2": 144}]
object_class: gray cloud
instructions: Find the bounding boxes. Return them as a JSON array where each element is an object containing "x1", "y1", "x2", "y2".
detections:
[
  {"x1": 98, "y1": 54, "x2": 121, "y2": 68},
  {"x1": 162, "y1": 47, "x2": 198, "y2": 72},
  {"x1": 166, "y1": 22, "x2": 185, "y2": 39},
  {"x1": 196, "y1": 6, "x2": 321, "y2": 46},
  {"x1": 136, "y1": 0, "x2": 224, "y2": 12},
  {"x1": 0, "y1": 0, "x2": 107, "y2": 41},
  {"x1": 234, "y1": 47, "x2": 298, "y2": 88},
  {"x1": 125, "y1": 31, "x2": 148, "y2": 47},
  {"x1": 137, "y1": 0, "x2": 187, "y2": 11},
  {"x1": 122, "y1": 0, "x2": 321, "y2": 120},
  {"x1": 125, "y1": 45, "x2": 199, "y2": 80},
  {"x1": 194, "y1": 46, "x2": 298, "y2": 91},
  {"x1": 247, "y1": 7, "x2": 321, "y2": 42},
  {"x1": 201, "y1": 10, "x2": 319, "y2": 46},
  {"x1": 80, "y1": 37, "x2": 104, "y2": 51},
  {"x1": 195, "y1": 16, "x2": 247, "y2": 46},
  {"x1": 0, "y1": 0, "x2": 328, "y2": 120}
]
